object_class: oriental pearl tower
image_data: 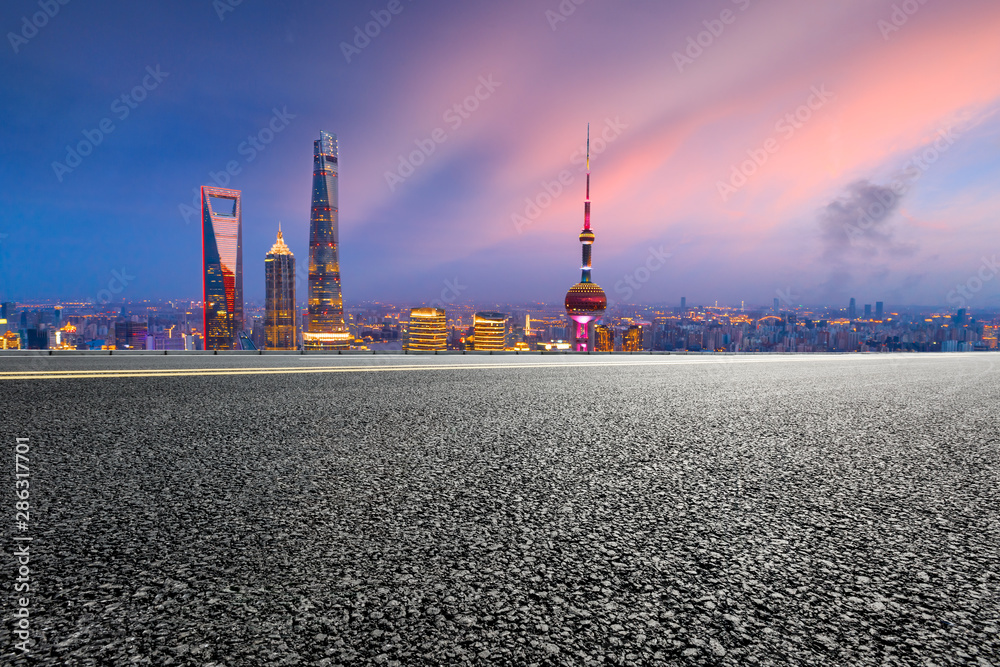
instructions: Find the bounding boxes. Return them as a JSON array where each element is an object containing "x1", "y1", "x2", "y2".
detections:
[{"x1": 565, "y1": 125, "x2": 607, "y2": 351}]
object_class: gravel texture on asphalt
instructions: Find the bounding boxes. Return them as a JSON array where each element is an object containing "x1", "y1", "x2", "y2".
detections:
[{"x1": 1, "y1": 353, "x2": 998, "y2": 666}]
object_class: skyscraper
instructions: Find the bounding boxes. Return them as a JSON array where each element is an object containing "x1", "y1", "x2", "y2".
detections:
[
  {"x1": 303, "y1": 131, "x2": 351, "y2": 351},
  {"x1": 849, "y1": 297, "x2": 857, "y2": 319},
  {"x1": 864, "y1": 304, "x2": 872, "y2": 320},
  {"x1": 201, "y1": 186, "x2": 243, "y2": 350},
  {"x1": 875, "y1": 301, "x2": 884, "y2": 321},
  {"x1": 265, "y1": 224, "x2": 297, "y2": 350},
  {"x1": 406, "y1": 308, "x2": 447, "y2": 351},
  {"x1": 473, "y1": 312, "x2": 507, "y2": 351},
  {"x1": 564, "y1": 126, "x2": 607, "y2": 352}
]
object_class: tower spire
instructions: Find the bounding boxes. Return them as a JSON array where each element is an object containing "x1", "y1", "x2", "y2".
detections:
[
  {"x1": 580, "y1": 124, "x2": 594, "y2": 282},
  {"x1": 564, "y1": 124, "x2": 607, "y2": 353}
]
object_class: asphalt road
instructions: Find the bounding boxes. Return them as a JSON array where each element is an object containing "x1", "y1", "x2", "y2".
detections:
[{"x1": 2, "y1": 353, "x2": 998, "y2": 665}]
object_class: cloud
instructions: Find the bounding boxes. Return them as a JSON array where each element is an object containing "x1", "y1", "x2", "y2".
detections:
[{"x1": 818, "y1": 180, "x2": 918, "y2": 260}]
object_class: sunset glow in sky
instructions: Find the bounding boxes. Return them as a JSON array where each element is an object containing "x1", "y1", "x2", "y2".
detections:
[{"x1": 2, "y1": 0, "x2": 999, "y2": 307}]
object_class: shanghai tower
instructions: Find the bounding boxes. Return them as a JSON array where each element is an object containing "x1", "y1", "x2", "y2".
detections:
[{"x1": 303, "y1": 131, "x2": 351, "y2": 350}]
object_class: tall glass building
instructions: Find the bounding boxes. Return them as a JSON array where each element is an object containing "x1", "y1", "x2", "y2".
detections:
[
  {"x1": 265, "y1": 224, "x2": 297, "y2": 350},
  {"x1": 303, "y1": 131, "x2": 351, "y2": 351},
  {"x1": 201, "y1": 186, "x2": 243, "y2": 350},
  {"x1": 406, "y1": 308, "x2": 447, "y2": 351}
]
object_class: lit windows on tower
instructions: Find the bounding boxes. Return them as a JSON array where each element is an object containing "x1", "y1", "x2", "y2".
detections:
[
  {"x1": 265, "y1": 224, "x2": 297, "y2": 350},
  {"x1": 406, "y1": 308, "x2": 447, "y2": 351},
  {"x1": 473, "y1": 312, "x2": 507, "y2": 351},
  {"x1": 304, "y1": 130, "x2": 351, "y2": 351},
  {"x1": 595, "y1": 324, "x2": 613, "y2": 352}
]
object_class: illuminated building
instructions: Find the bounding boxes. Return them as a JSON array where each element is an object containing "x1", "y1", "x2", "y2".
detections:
[
  {"x1": 595, "y1": 324, "x2": 613, "y2": 352},
  {"x1": 473, "y1": 312, "x2": 506, "y2": 351},
  {"x1": 406, "y1": 308, "x2": 446, "y2": 351},
  {"x1": 201, "y1": 186, "x2": 243, "y2": 350},
  {"x1": 1, "y1": 330, "x2": 20, "y2": 349},
  {"x1": 564, "y1": 126, "x2": 607, "y2": 351},
  {"x1": 623, "y1": 326, "x2": 643, "y2": 351},
  {"x1": 303, "y1": 131, "x2": 351, "y2": 351},
  {"x1": 264, "y1": 224, "x2": 297, "y2": 350},
  {"x1": 983, "y1": 326, "x2": 998, "y2": 350}
]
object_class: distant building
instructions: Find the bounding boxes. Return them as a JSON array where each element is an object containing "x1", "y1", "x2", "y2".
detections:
[
  {"x1": 149, "y1": 333, "x2": 185, "y2": 351},
  {"x1": 595, "y1": 324, "x2": 613, "y2": 351},
  {"x1": 623, "y1": 326, "x2": 643, "y2": 351},
  {"x1": 773, "y1": 297, "x2": 780, "y2": 311},
  {"x1": 864, "y1": 304, "x2": 872, "y2": 320},
  {"x1": 201, "y1": 186, "x2": 243, "y2": 350},
  {"x1": 849, "y1": 298, "x2": 856, "y2": 319},
  {"x1": 473, "y1": 312, "x2": 506, "y2": 351},
  {"x1": 25, "y1": 328, "x2": 47, "y2": 350},
  {"x1": 304, "y1": 131, "x2": 351, "y2": 351},
  {"x1": 115, "y1": 321, "x2": 148, "y2": 350},
  {"x1": 681, "y1": 297, "x2": 686, "y2": 311},
  {"x1": 1, "y1": 330, "x2": 20, "y2": 349},
  {"x1": 406, "y1": 308, "x2": 446, "y2": 351},
  {"x1": 265, "y1": 224, "x2": 297, "y2": 350},
  {"x1": 875, "y1": 301, "x2": 884, "y2": 321}
]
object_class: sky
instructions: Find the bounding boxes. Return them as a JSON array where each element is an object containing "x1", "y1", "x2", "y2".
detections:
[{"x1": 2, "y1": 0, "x2": 999, "y2": 309}]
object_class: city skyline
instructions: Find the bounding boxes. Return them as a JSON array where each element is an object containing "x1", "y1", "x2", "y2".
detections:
[{"x1": 2, "y1": 1, "x2": 1000, "y2": 309}]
